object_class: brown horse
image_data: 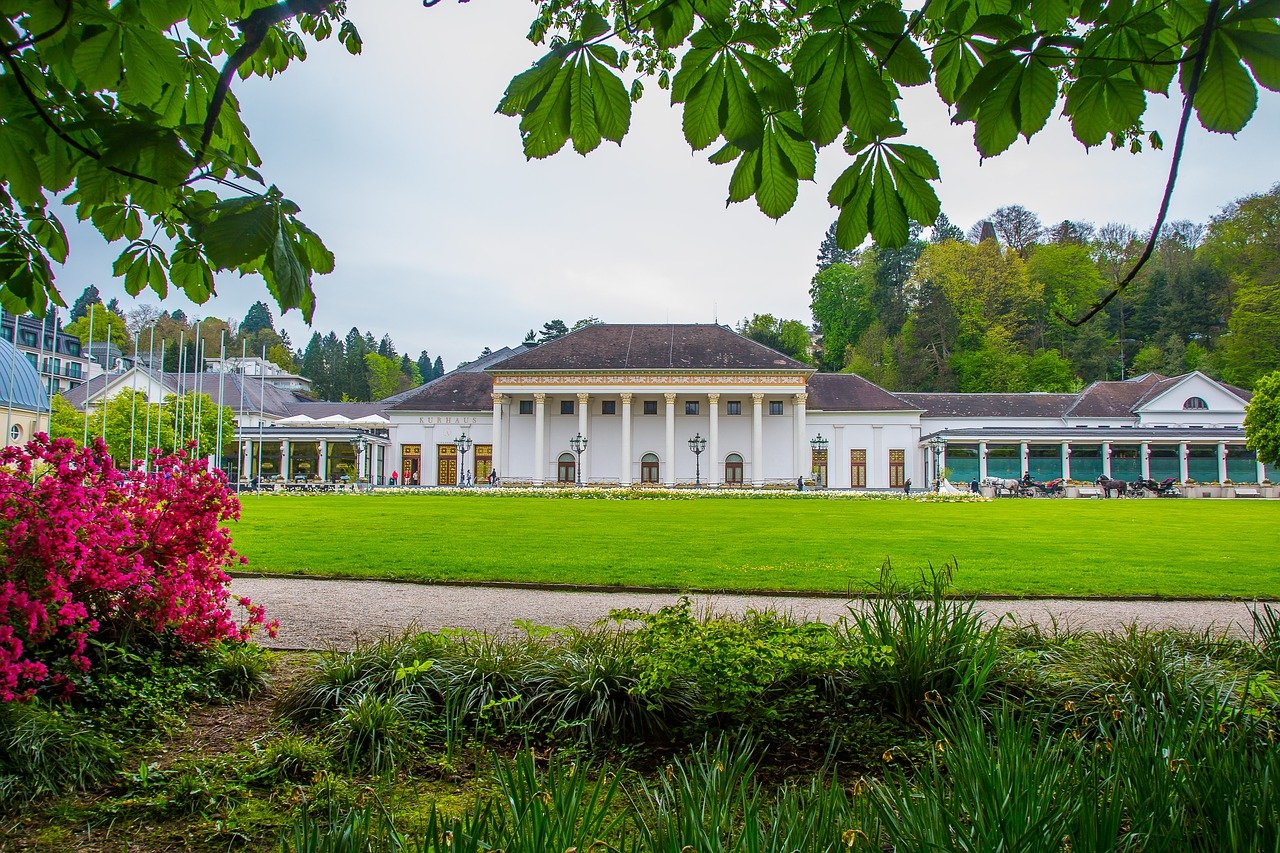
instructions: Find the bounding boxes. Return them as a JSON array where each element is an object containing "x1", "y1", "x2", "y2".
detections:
[{"x1": 1095, "y1": 475, "x2": 1129, "y2": 498}]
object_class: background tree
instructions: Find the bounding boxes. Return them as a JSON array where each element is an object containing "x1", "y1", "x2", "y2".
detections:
[
  {"x1": 809, "y1": 262, "x2": 874, "y2": 370},
  {"x1": 50, "y1": 390, "x2": 235, "y2": 464},
  {"x1": 736, "y1": 314, "x2": 811, "y2": 362},
  {"x1": 572, "y1": 317, "x2": 602, "y2": 330},
  {"x1": 1244, "y1": 371, "x2": 1280, "y2": 467},
  {"x1": 538, "y1": 320, "x2": 570, "y2": 342},
  {"x1": 816, "y1": 222, "x2": 858, "y2": 269},
  {"x1": 69, "y1": 285, "x2": 101, "y2": 321},
  {"x1": 64, "y1": 303, "x2": 130, "y2": 352},
  {"x1": 929, "y1": 213, "x2": 965, "y2": 244},
  {"x1": 989, "y1": 206, "x2": 1044, "y2": 258},
  {"x1": 239, "y1": 302, "x2": 275, "y2": 338},
  {"x1": 432, "y1": 356, "x2": 444, "y2": 378}
]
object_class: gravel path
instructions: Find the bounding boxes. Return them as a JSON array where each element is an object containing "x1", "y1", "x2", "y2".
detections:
[{"x1": 230, "y1": 576, "x2": 1271, "y2": 650}]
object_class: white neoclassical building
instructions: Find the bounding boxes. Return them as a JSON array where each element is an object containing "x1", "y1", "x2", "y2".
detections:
[
  {"x1": 381, "y1": 324, "x2": 1268, "y2": 490},
  {"x1": 62, "y1": 322, "x2": 1268, "y2": 491}
]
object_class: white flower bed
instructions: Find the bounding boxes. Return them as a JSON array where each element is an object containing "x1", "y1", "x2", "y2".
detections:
[{"x1": 359, "y1": 485, "x2": 988, "y2": 502}]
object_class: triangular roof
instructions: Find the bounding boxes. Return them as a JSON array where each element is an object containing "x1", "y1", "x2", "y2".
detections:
[
  {"x1": 487, "y1": 324, "x2": 812, "y2": 372},
  {"x1": 1130, "y1": 371, "x2": 1250, "y2": 410}
]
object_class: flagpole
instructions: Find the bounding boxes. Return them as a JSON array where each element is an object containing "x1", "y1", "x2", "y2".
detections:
[
  {"x1": 4, "y1": 313, "x2": 17, "y2": 444},
  {"x1": 144, "y1": 325, "x2": 155, "y2": 474},
  {"x1": 236, "y1": 340, "x2": 246, "y2": 494},
  {"x1": 82, "y1": 306, "x2": 94, "y2": 446},
  {"x1": 175, "y1": 329, "x2": 184, "y2": 451},
  {"x1": 192, "y1": 320, "x2": 202, "y2": 452},
  {"x1": 216, "y1": 331, "x2": 226, "y2": 477},
  {"x1": 128, "y1": 331, "x2": 139, "y2": 468},
  {"x1": 257, "y1": 345, "x2": 267, "y2": 490}
]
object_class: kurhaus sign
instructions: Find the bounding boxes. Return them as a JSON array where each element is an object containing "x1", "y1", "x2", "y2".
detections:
[
  {"x1": 491, "y1": 372, "x2": 810, "y2": 387},
  {"x1": 417, "y1": 416, "x2": 481, "y2": 425}
]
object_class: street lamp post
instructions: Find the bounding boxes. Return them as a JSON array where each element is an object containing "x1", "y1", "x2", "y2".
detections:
[
  {"x1": 569, "y1": 432, "x2": 588, "y2": 486},
  {"x1": 809, "y1": 433, "x2": 829, "y2": 489},
  {"x1": 453, "y1": 432, "x2": 473, "y2": 487},
  {"x1": 352, "y1": 433, "x2": 369, "y2": 488},
  {"x1": 926, "y1": 436, "x2": 946, "y2": 492},
  {"x1": 688, "y1": 433, "x2": 707, "y2": 487}
]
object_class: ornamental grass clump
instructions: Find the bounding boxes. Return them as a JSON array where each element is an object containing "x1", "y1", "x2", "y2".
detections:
[{"x1": 0, "y1": 436, "x2": 275, "y2": 702}]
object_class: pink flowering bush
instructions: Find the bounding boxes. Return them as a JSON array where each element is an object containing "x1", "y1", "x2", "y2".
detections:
[{"x1": 0, "y1": 435, "x2": 275, "y2": 702}]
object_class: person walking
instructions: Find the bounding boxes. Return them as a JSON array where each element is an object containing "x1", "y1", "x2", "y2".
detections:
[{"x1": 904, "y1": 478, "x2": 912, "y2": 496}]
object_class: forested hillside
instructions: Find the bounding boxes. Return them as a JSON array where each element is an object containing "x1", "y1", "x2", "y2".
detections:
[{"x1": 750, "y1": 185, "x2": 1279, "y2": 393}]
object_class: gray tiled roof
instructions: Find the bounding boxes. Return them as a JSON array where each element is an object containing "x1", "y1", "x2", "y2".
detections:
[
  {"x1": 488, "y1": 325, "x2": 812, "y2": 372},
  {"x1": 899, "y1": 391, "x2": 1079, "y2": 418},
  {"x1": 384, "y1": 372, "x2": 495, "y2": 412},
  {"x1": 806, "y1": 373, "x2": 917, "y2": 411}
]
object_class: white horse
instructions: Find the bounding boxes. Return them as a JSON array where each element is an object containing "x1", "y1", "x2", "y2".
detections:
[{"x1": 982, "y1": 477, "x2": 1021, "y2": 496}]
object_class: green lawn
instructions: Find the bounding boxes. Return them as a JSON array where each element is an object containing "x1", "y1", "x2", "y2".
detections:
[{"x1": 228, "y1": 494, "x2": 1280, "y2": 598}]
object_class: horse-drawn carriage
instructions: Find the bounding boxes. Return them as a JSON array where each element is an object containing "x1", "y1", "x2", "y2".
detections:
[
  {"x1": 1094, "y1": 475, "x2": 1182, "y2": 498},
  {"x1": 980, "y1": 475, "x2": 1066, "y2": 497}
]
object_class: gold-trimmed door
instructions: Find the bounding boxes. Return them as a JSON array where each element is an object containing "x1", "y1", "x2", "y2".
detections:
[
  {"x1": 401, "y1": 444, "x2": 421, "y2": 484},
  {"x1": 437, "y1": 444, "x2": 457, "y2": 486},
  {"x1": 889, "y1": 449, "x2": 905, "y2": 488},
  {"x1": 475, "y1": 444, "x2": 493, "y2": 482},
  {"x1": 850, "y1": 449, "x2": 866, "y2": 488}
]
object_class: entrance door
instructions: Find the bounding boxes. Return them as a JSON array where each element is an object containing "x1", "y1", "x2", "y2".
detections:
[
  {"x1": 641, "y1": 453, "x2": 660, "y2": 483},
  {"x1": 724, "y1": 453, "x2": 743, "y2": 485},
  {"x1": 437, "y1": 444, "x2": 457, "y2": 486},
  {"x1": 557, "y1": 453, "x2": 576, "y2": 483},
  {"x1": 475, "y1": 444, "x2": 493, "y2": 482},
  {"x1": 850, "y1": 449, "x2": 866, "y2": 487},
  {"x1": 889, "y1": 449, "x2": 905, "y2": 488},
  {"x1": 401, "y1": 444, "x2": 421, "y2": 484},
  {"x1": 812, "y1": 448, "x2": 828, "y2": 487}
]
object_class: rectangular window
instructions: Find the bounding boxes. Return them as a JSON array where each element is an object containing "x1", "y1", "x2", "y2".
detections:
[
  {"x1": 850, "y1": 449, "x2": 867, "y2": 488},
  {"x1": 560, "y1": 400, "x2": 574, "y2": 415},
  {"x1": 889, "y1": 449, "x2": 906, "y2": 488},
  {"x1": 727, "y1": 400, "x2": 741, "y2": 415},
  {"x1": 519, "y1": 400, "x2": 533, "y2": 415},
  {"x1": 643, "y1": 400, "x2": 658, "y2": 415},
  {"x1": 19, "y1": 331, "x2": 36, "y2": 347},
  {"x1": 66, "y1": 342, "x2": 80, "y2": 356},
  {"x1": 601, "y1": 400, "x2": 616, "y2": 415},
  {"x1": 685, "y1": 401, "x2": 699, "y2": 415},
  {"x1": 769, "y1": 401, "x2": 784, "y2": 415}
]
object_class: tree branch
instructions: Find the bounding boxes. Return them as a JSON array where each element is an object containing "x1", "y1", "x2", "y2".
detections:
[
  {"x1": 1056, "y1": 0, "x2": 1222, "y2": 329},
  {"x1": 2, "y1": 0, "x2": 73, "y2": 52}
]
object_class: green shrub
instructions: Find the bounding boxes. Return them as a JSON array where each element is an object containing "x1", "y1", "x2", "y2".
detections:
[
  {"x1": 0, "y1": 701, "x2": 119, "y2": 803},
  {"x1": 259, "y1": 733, "x2": 332, "y2": 783},
  {"x1": 846, "y1": 560, "x2": 1001, "y2": 721},
  {"x1": 331, "y1": 692, "x2": 414, "y2": 774},
  {"x1": 212, "y1": 641, "x2": 276, "y2": 699}
]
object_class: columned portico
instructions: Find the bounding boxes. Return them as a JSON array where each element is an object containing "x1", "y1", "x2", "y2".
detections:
[
  {"x1": 663, "y1": 393, "x2": 677, "y2": 486},
  {"x1": 620, "y1": 393, "x2": 633, "y2": 486},
  {"x1": 751, "y1": 393, "x2": 764, "y2": 487},
  {"x1": 532, "y1": 393, "x2": 546, "y2": 485},
  {"x1": 707, "y1": 393, "x2": 720, "y2": 487},
  {"x1": 794, "y1": 393, "x2": 807, "y2": 479}
]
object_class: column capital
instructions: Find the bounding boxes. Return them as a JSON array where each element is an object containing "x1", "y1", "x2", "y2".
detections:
[
  {"x1": 707, "y1": 392, "x2": 720, "y2": 403},
  {"x1": 793, "y1": 392, "x2": 807, "y2": 405},
  {"x1": 491, "y1": 393, "x2": 506, "y2": 405},
  {"x1": 620, "y1": 392, "x2": 633, "y2": 404},
  {"x1": 576, "y1": 392, "x2": 590, "y2": 403},
  {"x1": 751, "y1": 392, "x2": 765, "y2": 403},
  {"x1": 664, "y1": 392, "x2": 677, "y2": 404},
  {"x1": 533, "y1": 392, "x2": 546, "y2": 403}
]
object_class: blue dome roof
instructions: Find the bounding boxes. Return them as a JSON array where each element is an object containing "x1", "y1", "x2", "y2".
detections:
[{"x1": 0, "y1": 336, "x2": 49, "y2": 412}]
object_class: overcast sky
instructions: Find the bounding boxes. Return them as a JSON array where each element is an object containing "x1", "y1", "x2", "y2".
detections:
[{"x1": 55, "y1": 3, "x2": 1280, "y2": 368}]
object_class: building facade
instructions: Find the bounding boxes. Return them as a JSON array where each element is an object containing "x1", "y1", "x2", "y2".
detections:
[{"x1": 1, "y1": 311, "x2": 91, "y2": 397}]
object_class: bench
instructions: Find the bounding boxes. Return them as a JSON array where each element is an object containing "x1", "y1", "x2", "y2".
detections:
[
  {"x1": 1234, "y1": 487, "x2": 1260, "y2": 498},
  {"x1": 1077, "y1": 487, "x2": 1102, "y2": 498}
]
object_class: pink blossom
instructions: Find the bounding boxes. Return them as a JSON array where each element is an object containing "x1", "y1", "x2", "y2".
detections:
[{"x1": 0, "y1": 435, "x2": 272, "y2": 701}]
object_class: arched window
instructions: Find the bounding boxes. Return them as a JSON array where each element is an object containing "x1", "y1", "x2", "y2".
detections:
[
  {"x1": 8, "y1": 424, "x2": 20, "y2": 443},
  {"x1": 557, "y1": 452, "x2": 576, "y2": 483},
  {"x1": 641, "y1": 453, "x2": 660, "y2": 483},
  {"x1": 1183, "y1": 396, "x2": 1208, "y2": 410},
  {"x1": 724, "y1": 453, "x2": 744, "y2": 485}
]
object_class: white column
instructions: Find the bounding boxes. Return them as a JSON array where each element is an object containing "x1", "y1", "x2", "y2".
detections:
[
  {"x1": 1258, "y1": 455, "x2": 1267, "y2": 485},
  {"x1": 1020, "y1": 441, "x2": 1029, "y2": 478},
  {"x1": 751, "y1": 393, "x2": 764, "y2": 486},
  {"x1": 356, "y1": 442, "x2": 367, "y2": 482},
  {"x1": 1101, "y1": 441, "x2": 1112, "y2": 478},
  {"x1": 532, "y1": 393, "x2": 546, "y2": 486},
  {"x1": 978, "y1": 440, "x2": 988, "y2": 481},
  {"x1": 794, "y1": 393, "x2": 808, "y2": 480},
  {"x1": 318, "y1": 440, "x2": 328, "y2": 482},
  {"x1": 577, "y1": 392, "x2": 590, "y2": 483},
  {"x1": 1178, "y1": 441, "x2": 1189, "y2": 483},
  {"x1": 871, "y1": 425, "x2": 884, "y2": 487},
  {"x1": 491, "y1": 394, "x2": 504, "y2": 483},
  {"x1": 1217, "y1": 441, "x2": 1228, "y2": 482},
  {"x1": 281, "y1": 439, "x2": 290, "y2": 479},
  {"x1": 620, "y1": 393, "x2": 633, "y2": 486},
  {"x1": 242, "y1": 441, "x2": 253, "y2": 481},
  {"x1": 1061, "y1": 442, "x2": 1071, "y2": 481},
  {"x1": 833, "y1": 425, "x2": 846, "y2": 488},
  {"x1": 707, "y1": 393, "x2": 720, "y2": 487},
  {"x1": 1140, "y1": 442, "x2": 1150, "y2": 480},
  {"x1": 664, "y1": 392, "x2": 677, "y2": 486}
]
